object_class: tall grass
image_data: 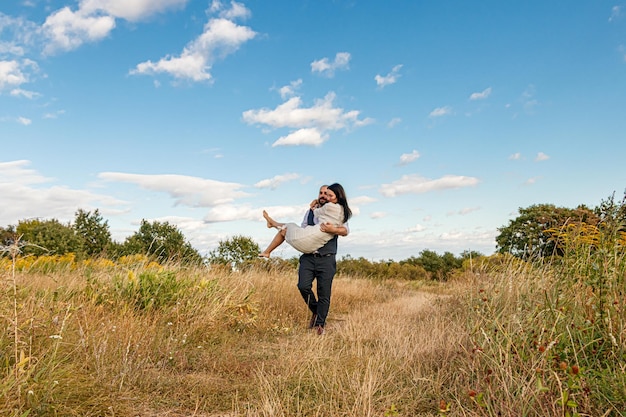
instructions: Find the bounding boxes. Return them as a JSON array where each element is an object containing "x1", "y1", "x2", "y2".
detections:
[{"x1": 1, "y1": 240, "x2": 624, "y2": 416}]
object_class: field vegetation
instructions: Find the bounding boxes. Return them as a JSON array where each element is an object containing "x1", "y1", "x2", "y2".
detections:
[
  {"x1": 2, "y1": 192, "x2": 625, "y2": 416},
  {"x1": 2, "y1": 225, "x2": 625, "y2": 416}
]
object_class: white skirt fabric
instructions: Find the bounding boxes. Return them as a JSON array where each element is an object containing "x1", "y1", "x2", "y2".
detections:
[
  {"x1": 284, "y1": 223, "x2": 333, "y2": 253},
  {"x1": 284, "y1": 202, "x2": 344, "y2": 254}
]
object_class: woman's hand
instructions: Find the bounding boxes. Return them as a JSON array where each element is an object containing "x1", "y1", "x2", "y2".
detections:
[{"x1": 320, "y1": 222, "x2": 348, "y2": 236}]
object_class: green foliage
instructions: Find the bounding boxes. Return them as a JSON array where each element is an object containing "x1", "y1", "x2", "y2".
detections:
[
  {"x1": 207, "y1": 235, "x2": 260, "y2": 269},
  {"x1": 73, "y1": 208, "x2": 112, "y2": 257},
  {"x1": 400, "y1": 250, "x2": 463, "y2": 281},
  {"x1": 122, "y1": 220, "x2": 202, "y2": 264},
  {"x1": 495, "y1": 203, "x2": 598, "y2": 259},
  {"x1": 112, "y1": 270, "x2": 188, "y2": 310},
  {"x1": 594, "y1": 190, "x2": 626, "y2": 233},
  {"x1": 0, "y1": 225, "x2": 16, "y2": 247},
  {"x1": 338, "y1": 255, "x2": 428, "y2": 280},
  {"x1": 16, "y1": 218, "x2": 80, "y2": 256}
]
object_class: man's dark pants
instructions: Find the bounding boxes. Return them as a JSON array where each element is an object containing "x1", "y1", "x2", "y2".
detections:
[{"x1": 297, "y1": 253, "x2": 336, "y2": 328}]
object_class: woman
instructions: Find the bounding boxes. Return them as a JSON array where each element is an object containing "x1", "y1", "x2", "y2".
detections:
[{"x1": 259, "y1": 183, "x2": 352, "y2": 258}]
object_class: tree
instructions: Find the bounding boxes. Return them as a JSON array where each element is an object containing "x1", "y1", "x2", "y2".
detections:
[
  {"x1": 122, "y1": 220, "x2": 202, "y2": 264},
  {"x1": 0, "y1": 225, "x2": 16, "y2": 248},
  {"x1": 73, "y1": 209, "x2": 112, "y2": 257},
  {"x1": 595, "y1": 191, "x2": 626, "y2": 232},
  {"x1": 207, "y1": 235, "x2": 260, "y2": 269},
  {"x1": 400, "y1": 250, "x2": 457, "y2": 281},
  {"x1": 495, "y1": 204, "x2": 598, "y2": 259},
  {"x1": 16, "y1": 218, "x2": 81, "y2": 256}
]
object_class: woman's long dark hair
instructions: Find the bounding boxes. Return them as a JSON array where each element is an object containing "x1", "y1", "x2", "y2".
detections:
[{"x1": 328, "y1": 183, "x2": 352, "y2": 223}]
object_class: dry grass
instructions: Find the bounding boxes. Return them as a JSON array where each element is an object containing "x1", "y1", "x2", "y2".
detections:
[{"x1": 2, "y1": 255, "x2": 624, "y2": 416}]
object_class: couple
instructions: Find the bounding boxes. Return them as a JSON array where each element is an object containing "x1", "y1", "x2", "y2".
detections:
[{"x1": 260, "y1": 183, "x2": 352, "y2": 335}]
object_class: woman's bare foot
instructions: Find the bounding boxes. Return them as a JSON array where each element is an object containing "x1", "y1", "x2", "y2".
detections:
[{"x1": 263, "y1": 210, "x2": 278, "y2": 228}]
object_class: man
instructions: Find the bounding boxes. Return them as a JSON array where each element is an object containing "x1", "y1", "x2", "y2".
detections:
[{"x1": 298, "y1": 185, "x2": 349, "y2": 335}]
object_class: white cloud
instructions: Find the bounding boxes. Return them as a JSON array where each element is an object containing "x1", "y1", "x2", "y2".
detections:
[
  {"x1": 97, "y1": 172, "x2": 250, "y2": 207},
  {"x1": 243, "y1": 92, "x2": 373, "y2": 147},
  {"x1": 370, "y1": 211, "x2": 386, "y2": 219},
  {"x1": 130, "y1": 3, "x2": 256, "y2": 82},
  {"x1": 0, "y1": 59, "x2": 38, "y2": 91},
  {"x1": 350, "y1": 195, "x2": 377, "y2": 205},
  {"x1": 509, "y1": 152, "x2": 522, "y2": 160},
  {"x1": 407, "y1": 224, "x2": 425, "y2": 232},
  {"x1": 387, "y1": 117, "x2": 401, "y2": 128},
  {"x1": 0, "y1": 160, "x2": 126, "y2": 227},
  {"x1": 0, "y1": 13, "x2": 38, "y2": 57},
  {"x1": 43, "y1": 110, "x2": 66, "y2": 119},
  {"x1": 609, "y1": 6, "x2": 622, "y2": 22},
  {"x1": 535, "y1": 152, "x2": 550, "y2": 161},
  {"x1": 203, "y1": 202, "x2": 302, "y2": 223},
  {"x1": 0, "y1": 160, "x2": 51, "y2": 185},
  {"x1": 10, "y1": 88, "x2": 40, "y2": 99},
  {"x1": 42, "y1": 7, "x2": 116, "y2": 55},
  {"x1": 41, "y1": 0, "x2": 190, "y2": 54},
  {"x1": 398, "y1": 150, "x2": 420, "y2": 166},
  {"x1": 524, "y1": 176, "x2": 541, "y2": 185},
  {"x1": 428, "y1": 106, "x2": 452, "y2": 118},
  {"x1": 374, "y1": 64, "x2": 402, "y2": 88},
  {"x1": 277, "y1": 79, "x2": 302, "y2": 100},
  {"x1": 81, "y1": 0, "x2": 188, "y2": 21},
  {"x1": 216, "y1": 1, "x2": 251, "y2": 20},
  {"x1": 521, "y1": 84, "x2": 539, "y2": 113},
  {"x1": 272, "y1": 128, "x2": 328, "y2": 147},
  {"x1": 311, "y1": 52, "x2": 350, "y2": 77},
  {"x1": 459, "y1": 207, "x2": 480, "y2": 215},
  {"x1": 469, "y1": 87, "x2": 492, "y2": 100},
  {"x1": 254, "y1": 173, "x2": 300, "y2": 189},
  {"x1": 379, "y1": 174, "x2": 480, "y2": 197},
  {"x1": 17, "y1": 116, "x2": 32, "y2": 125}
]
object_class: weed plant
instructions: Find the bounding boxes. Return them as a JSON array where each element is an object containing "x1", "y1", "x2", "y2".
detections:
[{"x1": 448, "y1": 223, "x2": 625, "y2": 416}]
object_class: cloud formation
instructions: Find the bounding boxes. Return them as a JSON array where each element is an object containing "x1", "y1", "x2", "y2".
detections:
[
  {"x1": 428, "y1": 106, "x2": 452, "y2": 118},
  {"x1": 98, "y1": 172, "x2": 250, "y2": 207},
  {"x1": 242, "y1": 92, "x2": 373, "y2": 147},
  {"x1": 469, "y1": 87, "x2": 492, "y2": 100},
  {"x1": 130, "y1": 1, "x2": 256, "y2": 82},
  {"x1": 374, "y1": 64, "x2": 402, "y2": 88},
  {"x1": 379, "y1": 174, "x2": 479, "y2": 197},
  {"x1": 398, "y1": 150, "x2": 420, "y2": 166},
  {"x1": 311, "y1": 52, "x2": 350, "y2": 77},
  {"x1": 41, "y1": 0, "x2": 189, "y2": 54},
  {"x1": 254, "y1": 173, "x2": 300, "y2": 189},
  {"x1": 0, "y1": 59, "x2": 38, "y2": 92},
  {"x1": 277, "y1": 79, "x2": 302, "y2": 100},
  {"x1": 0, "y1": 160, "x2": 125, "y2": 226}
]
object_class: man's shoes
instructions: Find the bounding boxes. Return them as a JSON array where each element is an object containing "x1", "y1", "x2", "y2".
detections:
[
  {"x1": 308, "y1": 313, "x2": 317, "y2": 329},
  {"x1": 315, "y1": 325, "x2": 325, "y2": 336}
]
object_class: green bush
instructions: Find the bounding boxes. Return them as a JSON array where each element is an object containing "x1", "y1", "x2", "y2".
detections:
[{"x1": 112, "y1": 271, "x2": 188, "y2": 310}]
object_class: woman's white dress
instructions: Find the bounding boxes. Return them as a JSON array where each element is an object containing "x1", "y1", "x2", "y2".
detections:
[{"x1": 283, "y1": 203, "x2": 344, "y2": 253}]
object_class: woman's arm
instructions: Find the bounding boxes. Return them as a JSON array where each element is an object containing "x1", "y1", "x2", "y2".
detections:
[{"x1": 320, "y1": 223, "x2": 348, "y2": 236}]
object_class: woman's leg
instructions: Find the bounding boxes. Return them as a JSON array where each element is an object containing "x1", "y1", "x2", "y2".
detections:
[
  {"x1": 263, "y1": 210, "x2": 285, "y2": 229},
  {"x1": 259, "y1": 227, "x2": 287, "y2": 258}
]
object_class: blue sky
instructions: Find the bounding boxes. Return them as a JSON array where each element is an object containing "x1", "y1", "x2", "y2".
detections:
[{"x1": 1, "y1": 0, "x2": 625, "y2": 261}]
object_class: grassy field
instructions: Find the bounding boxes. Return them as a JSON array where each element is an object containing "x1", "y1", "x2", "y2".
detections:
[{"x1": 1, "y1": 248, "x2": 625, "y2": 416}]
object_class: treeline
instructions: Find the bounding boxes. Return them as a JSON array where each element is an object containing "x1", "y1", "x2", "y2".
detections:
[
  {"x1": 2, "y1": 190, "x2": 625, "y2": 280},
  {"x1": 0, "y1": 209, "x2": 202, "y2": 264}
]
